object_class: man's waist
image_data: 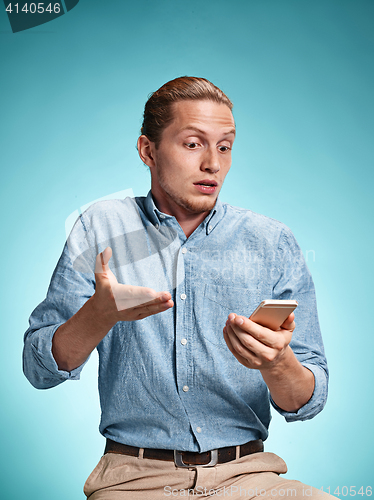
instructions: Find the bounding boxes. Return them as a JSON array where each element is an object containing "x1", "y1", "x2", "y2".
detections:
[{"x1": 104, "y1": 438, "x2": 264, "y2": 468}]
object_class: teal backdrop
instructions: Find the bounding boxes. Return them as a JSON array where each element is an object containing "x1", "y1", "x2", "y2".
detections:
[{"x1": 1, "y1": 0, "x2": 373, "y2": 498}]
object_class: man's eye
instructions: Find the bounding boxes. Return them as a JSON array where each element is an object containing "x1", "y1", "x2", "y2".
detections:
[
  {"x1": 218, "y1": 146, "x2": 231, "y2": 152},
  {"x1": 185, "y1": 142, "x2": 199, "y2": 149}
]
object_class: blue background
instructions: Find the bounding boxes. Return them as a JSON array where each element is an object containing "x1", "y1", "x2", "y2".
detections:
[{"x1": 1, "y1": 0, "x2": 373, "y2": 498}]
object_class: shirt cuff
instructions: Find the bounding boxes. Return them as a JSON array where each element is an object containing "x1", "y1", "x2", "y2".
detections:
[
  {"x1": 270, "y1": 363, "x2": 328, "y2": 422},
  {"x1": 26, "y1": 324, "x2": 87, "y2": 388}
]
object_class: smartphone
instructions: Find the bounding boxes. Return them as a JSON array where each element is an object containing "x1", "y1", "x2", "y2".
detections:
[{"x1": 249, "y1": 300, "x2": 298, "y2": 330}]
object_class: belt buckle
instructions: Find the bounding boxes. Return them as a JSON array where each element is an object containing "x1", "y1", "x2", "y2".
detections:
[{"x1": 173, "y1": 449, "x2": 218, "y2": 468}]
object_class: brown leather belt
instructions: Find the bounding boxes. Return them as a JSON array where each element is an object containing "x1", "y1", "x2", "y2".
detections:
[{"x1": 104, "y1": 438, "x2": 263, "y2": 467}]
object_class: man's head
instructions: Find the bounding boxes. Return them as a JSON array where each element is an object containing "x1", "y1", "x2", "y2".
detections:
[
  {"x1": 140, "y1": 76, "x2": 233, "y2": 149},
  {"x1": 137, "y1": 77, "x2": 235, "y2": 219}
]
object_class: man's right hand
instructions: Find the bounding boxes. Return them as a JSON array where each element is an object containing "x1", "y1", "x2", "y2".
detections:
[
  {"x1": 52, "y1": 247, "x2": 173, "y2": 372},
  {"x1": 92, "y1": 246, "x2": 174, "y2": 324}
]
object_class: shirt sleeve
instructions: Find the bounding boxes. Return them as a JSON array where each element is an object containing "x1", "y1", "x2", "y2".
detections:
[
  {"x1": 270, "y1": 226, "x2": 329, "y2": 422},
  {"x1": 23, "y1": 213, "x2": 96, "y2": 389}
]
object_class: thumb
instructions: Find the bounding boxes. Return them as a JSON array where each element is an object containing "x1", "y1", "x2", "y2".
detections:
[
  {"x1": 280, "y1": 312, "x2": 295, "y2": 331},
  {"x1": 95, "y1": 246, "x2": 113, "y2": 274}
]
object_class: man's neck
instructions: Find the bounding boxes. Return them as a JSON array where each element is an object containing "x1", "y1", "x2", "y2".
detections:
[
  {"x1": 151, "y1": 192, "x2": 211, "y2": 238},
  {"x1": 177, "y1": 212, "x2": 210, "y2": 239}
]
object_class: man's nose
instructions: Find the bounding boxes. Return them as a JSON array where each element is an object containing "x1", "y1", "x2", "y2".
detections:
[{"x1": 201, "y1": 147, "x2": 220, "y2": 173}]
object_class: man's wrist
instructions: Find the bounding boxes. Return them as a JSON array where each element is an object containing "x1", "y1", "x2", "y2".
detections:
[
  {"x1": 259, "y1": 345, "x2": 295, "y2": 377},
  {"x1": 88, "y1": 294, "x2": 118, "y2": 331},
  {"x1": 260, "y1": 347, "x2": 315, "y2": 412}
]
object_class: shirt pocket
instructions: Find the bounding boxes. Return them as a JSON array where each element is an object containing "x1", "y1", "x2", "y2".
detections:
[{"x1": 201, "y1": 284, "x2": 260, "y2": 347}]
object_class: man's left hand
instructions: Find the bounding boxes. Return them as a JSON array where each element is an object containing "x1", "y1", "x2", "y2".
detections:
[
  {"x1": 223, "y1": 313, "x2": 295, "y2": 371},
  {"x1": 223, "y1": 312, "x2": 315, "y2": 412}
]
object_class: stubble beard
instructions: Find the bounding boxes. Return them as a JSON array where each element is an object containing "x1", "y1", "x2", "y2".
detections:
[
  {"x1": 173, "y1": 192, "x2": 217, "y2": 214},
  {"x1": 158, "y1": 172, "x2": 219, "y2": 215}
]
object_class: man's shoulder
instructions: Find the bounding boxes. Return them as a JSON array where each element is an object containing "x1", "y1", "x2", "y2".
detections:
[
  {"x1": 82, "y1": 196, "x2": 137, "y2": 216},
  {"x1": 222, "y1": 202, "x2": 291, "y2": 235},
  {"x1": 80, "y1": 196, "x2": 141, "y2": 220},
  {"x1": 78, "y1": 196, "x2": 143, "y2": 234}
]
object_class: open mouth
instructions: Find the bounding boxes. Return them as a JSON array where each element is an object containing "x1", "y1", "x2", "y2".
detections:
[
  {"x1": 193, "y1": 181, "x2": 218, "y2": 194},
  {"x1": 194, "y1": 181, "x2": 218, "y2": 187}
]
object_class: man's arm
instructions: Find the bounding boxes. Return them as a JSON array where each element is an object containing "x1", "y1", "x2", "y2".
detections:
[
  {"x1": 23, "y1": 244, "x2": 173, "y2": 388},
  {"x1": 223, "y1": 312, "x2": 315, "y2": 412},
  {"x1": 52, "y1": 247, "x2": 174, "y2": 372}
]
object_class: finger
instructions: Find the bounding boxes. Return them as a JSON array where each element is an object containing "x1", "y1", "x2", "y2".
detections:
[
  {"x1": 101, "y1": 246, "x2": 112, "y2": 267},
  {"x1": 280, "y1": 312, "x2": 295, "y2": 331},
  {"x1": 226, "y1": 317, "x2": 292, "y2": 368},
  {"x1": 223, "y1": 324, "x2": 257, "y2": 368},
  {"x1": 226, "y1": 314, "x2": 274, "y2": 345},
  {"x1": 223, "y1": 326, "x2": 236, "y2": 355},
  {"x1": 229, "y1": 314, "x2": 293, "y2": 351},
  {"x1": 226, "y1": 320, "x2": 288, "y2": 368},
  {"x1": 225, "y1": 320, "x2": 266, "y2": 358},
  {"x1": 123, "y1": 292, "x2": 173, "y2": 311},
  {"x1": 127, "y1": 296, "x2": 174, "y2": 320},
  {"x1": 131, "y1": 291, "x2": 172, "y2": 309},
  {"x1": 95, "y1": 246, "x2": 113, "y2": 274},
  {"x1": 113, "y1": 287, "x2": 171, "y2": 311},
  {"x1": 142, "y1": 296, "x2": 174, "y2": 313}
]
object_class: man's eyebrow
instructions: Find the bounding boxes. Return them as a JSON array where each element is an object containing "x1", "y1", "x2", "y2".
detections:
[{"x1": 179, "y1": 126, "x2": 236, "y2": 137}]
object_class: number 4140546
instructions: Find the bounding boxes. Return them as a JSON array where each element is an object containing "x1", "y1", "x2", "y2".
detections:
[
  {"x1": 320, "y1": 486, "x2": 372, "y2": 497},
  {"x1": 6, "y1": 3, "x2": 61, "y2": 14}
]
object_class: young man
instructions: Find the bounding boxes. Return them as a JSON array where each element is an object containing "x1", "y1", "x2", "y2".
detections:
[{"x1": 23, "y1": 77, "x2": 331, "y2": 499}]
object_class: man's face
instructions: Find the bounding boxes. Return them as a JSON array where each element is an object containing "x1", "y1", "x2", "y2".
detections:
[{"x1": 147, "y1": 99, "x2": 236, "y2": 216}]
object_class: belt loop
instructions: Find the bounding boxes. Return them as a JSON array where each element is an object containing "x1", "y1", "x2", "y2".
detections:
[
  {"x1": 138, "y1": 448, "x2": 144, "y2": 459},
  {"x1": 235, "y1": 445, "x2": 240, "y2": 460}
]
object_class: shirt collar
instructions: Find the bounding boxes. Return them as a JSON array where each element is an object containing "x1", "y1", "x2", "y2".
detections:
[
  {"x1": 143, "y1": 190, "x2": 225, "y2": 235},
  {"x1": 204, "y1": 197, "x2": 224, "y2": 235}
]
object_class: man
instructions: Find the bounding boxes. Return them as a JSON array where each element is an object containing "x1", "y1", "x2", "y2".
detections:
[{"x1": 23, "y1": 77, "x2": 331, "y2": 499}]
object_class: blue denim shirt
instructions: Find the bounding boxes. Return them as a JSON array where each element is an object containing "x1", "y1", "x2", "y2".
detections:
[{"x1": 23, "y1": 191, "x2": 328, "y2": 452}]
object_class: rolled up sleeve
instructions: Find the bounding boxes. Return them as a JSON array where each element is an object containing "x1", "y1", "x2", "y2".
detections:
[
  {"x1": 23, "y1": 214, "x2": 96, "y2": 389},
  {"x1": 270, "y1": 227, "x2": 329, "y2": 421},
  {"x1": 23, "y1": 323, "x2": 87, "y2": 389},
  {"x1": 270, "y1": 362, "x2": 328, "y2": 421}
]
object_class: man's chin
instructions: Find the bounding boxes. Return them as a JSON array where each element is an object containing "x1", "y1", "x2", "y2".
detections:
[{"x1": 179, "y1": 195, "x2": 217, "y2": 214}]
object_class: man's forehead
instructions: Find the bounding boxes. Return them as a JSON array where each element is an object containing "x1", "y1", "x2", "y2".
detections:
[{"x1": 171, "y1": 100, "x2": 235, "y2": 134}]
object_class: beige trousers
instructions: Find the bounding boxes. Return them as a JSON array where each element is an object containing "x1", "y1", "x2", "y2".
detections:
[{"x1": 84, "y1": 451, "x2": 334, "y2": 499}]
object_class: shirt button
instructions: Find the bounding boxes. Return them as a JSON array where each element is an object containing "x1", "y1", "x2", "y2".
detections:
[
  {"x1": 180, "y1": 293, "x2": 187, "y2": 300},
  {"x1": 159, "y1": 214, "x2": 165, "y2": 219},
  {"x1": 155, "y1": 224, "x2": 159, "y2": 229},
  {"x1": 182, "y1": 385, "x2": 189, "y2": 392},
  {"x1": 196, "y1": 427, "x2": 202, "y2": 433},
  {"x1": 181, "y1": 248, "x2": 187, "y2": 254},
  {"x1": 181, "y1": 338, "x2": 187, "y2": 346},
  {"x1": 207, "y1": 227, "x2": 212, "y2": 233}
]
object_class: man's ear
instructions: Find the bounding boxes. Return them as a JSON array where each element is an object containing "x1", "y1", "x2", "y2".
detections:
[{"x1": 137, "y1": 135, "x2": 156, "y2": 168}]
